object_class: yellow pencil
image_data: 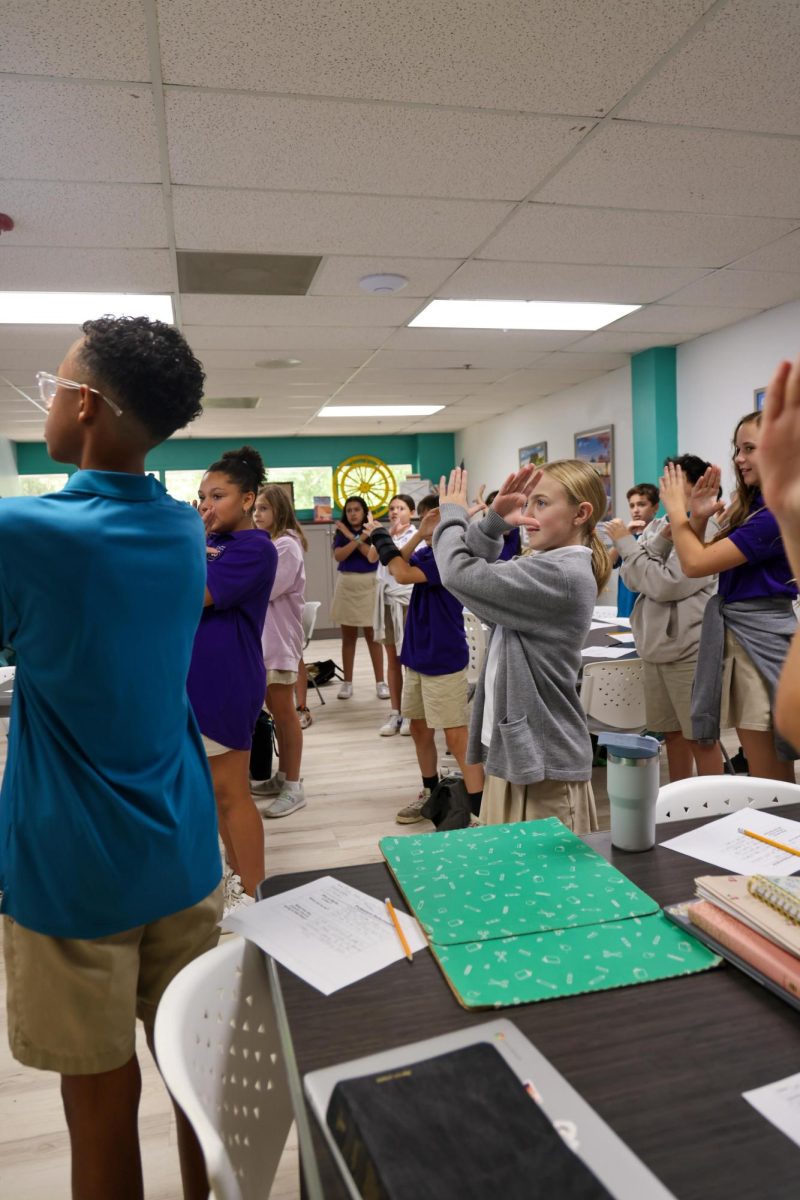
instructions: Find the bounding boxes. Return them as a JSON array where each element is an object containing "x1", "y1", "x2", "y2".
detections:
[
  {"x1": 738, "y1": 827, "x2": 800, "y2": 859},
  {"x1": 385, "y1": 897, "x2": 413, "y2": 962}
]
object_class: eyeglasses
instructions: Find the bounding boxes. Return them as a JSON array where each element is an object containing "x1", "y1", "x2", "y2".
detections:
[{"x1": 34, "y1": 372, "x2": 123, "y2": 417}]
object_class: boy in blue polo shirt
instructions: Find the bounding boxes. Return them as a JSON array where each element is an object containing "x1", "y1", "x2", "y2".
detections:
[
  {"x1": 0, "y1": 317, "x2": 222, "y2": 1199},
  {"x1": 367, "y1": 495, "x2": 484, "y2": 825}
]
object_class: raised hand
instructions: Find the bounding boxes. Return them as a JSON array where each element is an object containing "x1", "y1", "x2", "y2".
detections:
[
  {"x1": 604, "y1": 517, "x2": 629, "y2": 542},
  {"x1": 334, "y1": 519, "x2": 352, "y2": 537},
  {"x1": 363, "y1": 516, "x2": 382, "y2": 537},
  {"x1": 438, "y1": 467, "x2": 470, "y2": 510},
  {"x1": 760, "y1": 355, "x2": 800, "y2": 538},
  {"x1": 490, "y1": 465, "x2": 542, "y2": 527},
  {"x1": 659, "y1": 462, "x2": 689, "y2": 519},
  {"x1": 467, "y1": 482, "x2": 487, "y2": 517},
  {"x1": 690, "y1": 466, "x2": 725, "y2": 523},
  {"x1": 418, "y1": 509, "x2": 440, "y2": 541}
]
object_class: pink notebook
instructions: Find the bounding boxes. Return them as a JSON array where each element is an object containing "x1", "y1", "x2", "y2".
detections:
[{"x1": 689, "y1": 900, "x2": 800, "y2": 999}]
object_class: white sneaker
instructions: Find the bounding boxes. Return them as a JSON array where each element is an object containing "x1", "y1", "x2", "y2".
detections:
[
  {"x1": 337, "y1": 681, "x2": 353, "y2": 699},
  {"x1": 251, "y1": 771, "x2": 285, "y2": 796},
  {"x1": 379, "y1": 712, "x2": 402, "y2": 737},
  {"x1": 263, "y1": 787, "x2": 307, "y2": 819},
  {"x1": 395, "y1": 789, "x2": 430, "y2": 824},
  {"x1": 376, "y1": 681, "x2": 390, "y2": 700},
  {"x1": 222, "y1": 872, "x2": 255, "y2": 920},
  {"x1": 400, "y1": 717, "x2": 411, "y2": 736}
]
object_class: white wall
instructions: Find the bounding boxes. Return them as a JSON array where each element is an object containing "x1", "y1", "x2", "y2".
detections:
[
  {"x1": 0, "y1": 437, "x2": 18, "y2": 497},
  {"x1": 677, "y1": 297, "x2": 800, "y2": 494},
  {"x1": 455, "y1": 364, "x2": 633, "y2": 516}
]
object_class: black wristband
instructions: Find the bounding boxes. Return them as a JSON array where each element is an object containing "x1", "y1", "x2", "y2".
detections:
[{"x1": 370, "y1": 527, "x2": 402, "y2": 566}]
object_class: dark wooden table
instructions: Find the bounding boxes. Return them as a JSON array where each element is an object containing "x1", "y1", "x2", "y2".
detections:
[{"x1": 260, "y1": 809, "x2": 800, "y2": 1200}]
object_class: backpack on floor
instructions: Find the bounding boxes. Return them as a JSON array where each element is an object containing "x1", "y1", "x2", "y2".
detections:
[
  {"x1": 306, "y1": 658, "x2": 343, "y2": 686},
  {"x1": 421, "y1": 775, "x2": 472, "y2": 831},
  {"x1": 250, "y1": 710, "x2": 275, "y2": 781}
]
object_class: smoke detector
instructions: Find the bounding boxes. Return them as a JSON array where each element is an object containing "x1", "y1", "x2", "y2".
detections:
[{"x1": 358, "y1": 273, "x2": 409, "y2": 294}]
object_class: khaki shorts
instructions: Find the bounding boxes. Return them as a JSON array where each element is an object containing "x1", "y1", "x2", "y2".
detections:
[
  {"x1": 401, "y1": 667, "x2": 469, "y2": 730},
  {"x1": 331, "y1": 571, "x2": 376, "y2": 628},
  {"x1": 267, "y1": 669, "x2": 298, "y2": 686},
  {"x1": 202, "y1": 733, "x2": 233, "y2": 757},
  {"x1": 720, "y1": 628, "x2": 772, "y2": 732},
  {"x1": 3, "y1": 885, "x2": 223, "y2": 1075},
  {"x1": 481, "y1": 775, "x2": 598, "y2": 835},
  {"x1": 643, "y1": 658, "x2": 697, "y2": 739}
]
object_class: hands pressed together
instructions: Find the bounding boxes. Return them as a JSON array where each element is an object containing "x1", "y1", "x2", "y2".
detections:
[{"x1": 438, "y1": 465, "x2": 542, "y2": 529}]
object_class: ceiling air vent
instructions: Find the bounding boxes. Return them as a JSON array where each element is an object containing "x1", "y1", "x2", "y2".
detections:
[
  {"x1": 177, "y1": 252, "x2": 322, "y2": 296},
  {"x1": 202, "y1": 396, "x2": 261, "y2": 409}
]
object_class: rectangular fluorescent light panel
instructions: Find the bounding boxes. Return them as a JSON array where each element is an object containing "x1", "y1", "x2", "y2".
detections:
[
  {"x1": 0, "y1": 292, "x2": 174, "y2": 325},
  {"x1": 319, "y1": 405, "x2": 443, "y2": 417},
  {"x1": 409, "y1": 299, "x2": 640, "y2": 330}
]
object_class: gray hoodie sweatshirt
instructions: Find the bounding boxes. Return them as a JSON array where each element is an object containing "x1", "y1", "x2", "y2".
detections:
[{"x1": 433, "y1": 504, "x2": 597, "y2": 784}]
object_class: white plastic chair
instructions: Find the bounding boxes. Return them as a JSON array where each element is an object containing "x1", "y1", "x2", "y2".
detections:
[
  {"x1": 656, "y1": 775, "x2": 800, "y2": 823},
  {"x1": 463, "y1": 610, "x2": 488, "y2": 686},
  {"x1": 154, "y1": 938, "x2": 293, "y2": 1200},
  {"x1": 579, "y1": 659, "x2": 647, "y2": 734},
  {"x1": 301, "y1": 600, "x2": 325, "y2": 706}
]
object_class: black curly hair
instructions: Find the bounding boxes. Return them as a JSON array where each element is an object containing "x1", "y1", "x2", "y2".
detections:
[
  {"x1": 206, "y1": 445, "x2": 267, "y2": 496},
  {"x1": 77, "y1": 316, "x2": 205, "y2": 441}
]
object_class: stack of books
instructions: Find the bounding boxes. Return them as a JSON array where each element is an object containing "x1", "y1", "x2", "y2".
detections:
[{"x1": 665, "y1": 874, "x2": 800, "y2": 1009}]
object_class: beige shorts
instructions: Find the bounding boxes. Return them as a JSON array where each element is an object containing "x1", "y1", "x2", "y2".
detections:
[
  {"x1": 481, "y1": 775, "x2": 598, "y2": 835},
  {"x1": 202, "y1": 733, "x2": 233, "y2": 757},
  {"x1": 267, "y1": 669, "x2": 298, "y2": 686},
  {"x1": 331, "y1": 571, "x2": 376, "y2": 628},
  {"x1": 401, "y1": 667, "x2": 469, "y2": 730},
  {"x1": 720, "y1": 628, "x2": 772, "y2": 732},
  {"x1": 642, "y1": 658, "x2": 697, "y2": 739},
  {"x1": 3, "y1": 885, "x2": 223, "y2": 1075}
]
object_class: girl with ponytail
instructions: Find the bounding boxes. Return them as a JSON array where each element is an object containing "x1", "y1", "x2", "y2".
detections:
[
  {"x1": 187, "y1": 445, "x2": 277, "y2": 911},
  {"x1": 432, "y1": 461, "x2": 611, "y2": 832}
]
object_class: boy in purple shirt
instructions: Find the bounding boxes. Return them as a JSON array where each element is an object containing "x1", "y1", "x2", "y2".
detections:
[{"x1": 367, "y1": 495, "x2": 484, "y2": 824}]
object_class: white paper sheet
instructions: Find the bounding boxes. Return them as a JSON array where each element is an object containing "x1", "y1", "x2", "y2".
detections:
[
  {"x1": 220, "y1": 876, "x2": 428, "y2": 994},
  {"x1": 612, "y1": 616, "x2": 632, "y2": 628},
  {"x1": 743, "y1": 1071, "x2": 800, "y2": 1149},
  {"x1": 610, "y1": 632, "x2": 636, "y2": 645},
  {"x1": 590, "y1": 620, "x2": 618, "y2": 630},
  {"x1": 592, "y1": 606, "x2": 619, "y2": 623},
  {"x1": 581, "y1": 646, "x2": 634, "y2": 659},
  {"x1": 660, "y1": 807, "x2": 800, "y2": 876}
]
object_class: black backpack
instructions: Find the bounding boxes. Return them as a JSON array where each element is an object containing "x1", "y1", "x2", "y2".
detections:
[
  {"x1": 250, "y1": 711, "x2": 276, "y2": 781},
  {"x1": 306, "y1": 659, "x2": 343, "y2": 686},
  {"x1": 421, "y1": 775, "x2": 473, "y2": 831}
]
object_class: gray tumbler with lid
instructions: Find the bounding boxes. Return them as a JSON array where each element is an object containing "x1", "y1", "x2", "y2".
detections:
[{"x1": 598, "y1": 733, "x2": 662, "y2": 852}]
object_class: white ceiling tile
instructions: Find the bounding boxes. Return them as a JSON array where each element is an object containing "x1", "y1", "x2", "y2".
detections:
[
  {"x1": 658, "y1": 270, "x2": 800, "y2": 310},
  {"x1": 349, "y1": 367, "x2": 506, "y2": 386},
  {"x1": 729, "y1": 228, "x2": 800, "y2": 273},
  {"x1": 0, "y1": 181, "x2": 168, "y2": 247},
  {"x1": 0, "y1": 248, "x2": 174, "y2": 291},
  {"x1": 0, "y1": 1, "x2": 151, "y2": 80},
  {"x1": 478, "y1": 203, "x2": 800, "y2": 268},
  {"x1": 440, "y1": 260, "x2": 708, "y2": 303},
  {"x1": 158, "y1": 0, "x2": 711, "y2": 115},
  {"x1": 0, "y1": 79, "x2": 161, "y2": 183},
  {"x1": 310, "y1": 257, "x2": 461, "y2": 299},
  {"x1": 529, "y1": 350, "x2": 630, "y2": 371},
  {"x1": 608, "y1": 304, "x2": 768, "y2": 334},
  {"x1": 367, "y1": 348, "x2": 542, "y2": 370},
  {"x1": 619, "y1": 0, "x2": 800, "y2": 136},
  {"x1": 567, "y1": 331, "x2": 696, "y2": 353},
  {"x1": 180, "y1": 294, "x2": 419, "y2": 327},
  {"x1": 172, "y1": 188, "x2": 514, "y2": 257},
  {"x1": 536, "y1": 123, "x2": 800, "y2": 218},
  {"x1": 184, "y1": 326, "x2": 395, "y2": 351},
  {"x1": 385, "y1": 327, "x2": 579, "y2": 352},
  {"x1": 197, "y1": 349, "x2": 371, "y2": 371},
  {"x1": 166, "y1": 91, "x2": 592, "y2": 200}
]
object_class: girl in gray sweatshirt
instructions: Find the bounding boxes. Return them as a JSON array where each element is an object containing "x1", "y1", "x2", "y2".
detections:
[{"x1": 432, "y1": 462, "x2": 612, "y2": 834}]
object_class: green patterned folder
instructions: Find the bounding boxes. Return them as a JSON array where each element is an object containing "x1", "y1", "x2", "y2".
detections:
[{"x1": 380, "y1": 819, "x2": 719, "y2": 1008}]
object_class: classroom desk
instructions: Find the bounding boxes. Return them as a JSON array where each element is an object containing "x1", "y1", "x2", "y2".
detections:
[
  {"x1": 582, "y1": 621, "x2": 638, "y2": 662},
  {"x1": 259, "y1": 807, "x2": 800, "y2": 1200}
]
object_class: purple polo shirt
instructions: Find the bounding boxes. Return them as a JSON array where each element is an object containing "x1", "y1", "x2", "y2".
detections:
[
  {"x1": 719, "y1": 498, "x2": 798, "y2": 603},
  {"x1": 187, "y1": 529, "x2": 277, "y2": 750},
  {"x1": 333, "y1": 528, "x2": 378, "y2": 573},
  {"x1": 499, "y1": 528, "x2": 522, "y2": 561},
  {"x1": 399, "y1": 545, "x2": 469, "y2": 676}
]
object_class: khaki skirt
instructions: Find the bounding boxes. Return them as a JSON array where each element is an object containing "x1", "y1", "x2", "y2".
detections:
[
  {"x1": 331, "y1": 571, "x2": 377, "y2": 628},
  {"x1": 481, "y1": 774, "x2": 599, "y2": 835}
]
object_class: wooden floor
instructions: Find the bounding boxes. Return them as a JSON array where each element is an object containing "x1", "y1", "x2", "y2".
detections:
[{"x1": 0, "y1": 636, "x2": 787, "y2": 1198}]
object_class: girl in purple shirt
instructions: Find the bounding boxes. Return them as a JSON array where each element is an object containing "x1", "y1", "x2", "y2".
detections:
[
  {"x1": 330, "y1": 495, "x2": 388, "y2": 700},
  {"x1": 660, "y1": 411, "x2": 798, "y2": 782},
  {"x1": 187, "y1": 446, "x2": 277, "y2": 904}
]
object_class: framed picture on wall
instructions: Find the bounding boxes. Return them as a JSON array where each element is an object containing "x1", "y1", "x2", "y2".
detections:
[
  {"x1": 270, "y1": 481, "x2": 296, "y2": 506},
  {"x1": 754, "y1": 387, "x2": 766, "y2": 411},
  {"x1": 574, "y1": 425, "x2": 614, "y2": 518},
  {"x1": 518, "y1": 440, "x2": 548, "y2": 469}
]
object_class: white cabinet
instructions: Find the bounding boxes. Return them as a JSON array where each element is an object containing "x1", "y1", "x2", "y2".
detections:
[{"x1": 302, "y1": 524, "x2": 341, "y2": 635}]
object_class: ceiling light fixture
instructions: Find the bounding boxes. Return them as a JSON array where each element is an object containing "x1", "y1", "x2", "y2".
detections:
[
  {"x1": 409, "y1": 299, "x2": 640, "y2": 331},
  {"x1": 0, "y1": 292, "x2": 174, "y2": 325},
  {"x1": 359, "y1": 274, "x2": 409, "y2": 294},
  {"x1": 319, "y1": 405, "x2": 443, "y2": 417}
]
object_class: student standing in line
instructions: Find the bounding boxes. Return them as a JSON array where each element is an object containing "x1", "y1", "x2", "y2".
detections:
[
  {"x1": 367, "y1": 495, "x2": 485, "y2": 823},
  {"x1": 373, "y1": 493, "x2": 417, "y2": 736},
  {"x1": 660, "y1": 411, "x2": 799, "y2": 781},
  {"x1": 187, "y1": 447, "x2": 277, "y2": 904},
  {"x1": 251, "y1": 484, "x2": 308, "y2": 817},
  {"x1": 607, "y1": 483, "x2": 660, "y2": 618},
  {"x1": 0, "y1": 317, "x2": 222, "y2": 1200},
  {"x1": 605, "y1": 455, "x2": 724, "y2": 781},
  {"x1": 433, "y1": 463, "x2": 612, "y2": 833},
  {"x1": 331, "y1": 495, "x2": 388, "y2": 700},
  {"x1": 760, "y1": 353, "x2": 800, "y2": 750}
]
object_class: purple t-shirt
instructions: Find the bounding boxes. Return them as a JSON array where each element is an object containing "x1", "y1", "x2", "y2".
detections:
[
  {"x1": 399, "y1": 545, "x2": 469, "y2": 676},
  {"x1": 498, "y1": 527, "x2": 522, "y2": 561},
  {"x1": 187, "y1": 529, "x2": 277, "y2": 749},
  {"x1": 333, "y1": 528, "x2": 378, "y2": 573},
  {"x1": 719, "y1": 498, "x2": 798, "y2": 602}
]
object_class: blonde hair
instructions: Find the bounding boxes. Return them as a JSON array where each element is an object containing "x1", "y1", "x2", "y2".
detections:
[
  {"x1": 712, "y1": 410, "x2": 763, "y2": 543},
  {"x1": 537, "y1": 459, "x2": 613, "y2": 592},
  {"x1": 257, "y1": 484, "x2": 308, "y2": 551}
]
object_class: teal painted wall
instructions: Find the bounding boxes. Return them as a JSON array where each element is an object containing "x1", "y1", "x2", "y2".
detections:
[{"x1": 630, "y1": 347, "x2": 678, "y2": 486}]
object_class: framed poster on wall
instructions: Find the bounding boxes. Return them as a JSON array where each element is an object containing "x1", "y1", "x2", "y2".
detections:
[
  {"x1": 518, "y1": 440, "x2": 548, "y2": 469},
  {"x1": 574, "y1": 425, "x2": 614, "y2": 518},
  {"x1": 754, "y1": 387, "x2": 766, "y2": 411}
]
